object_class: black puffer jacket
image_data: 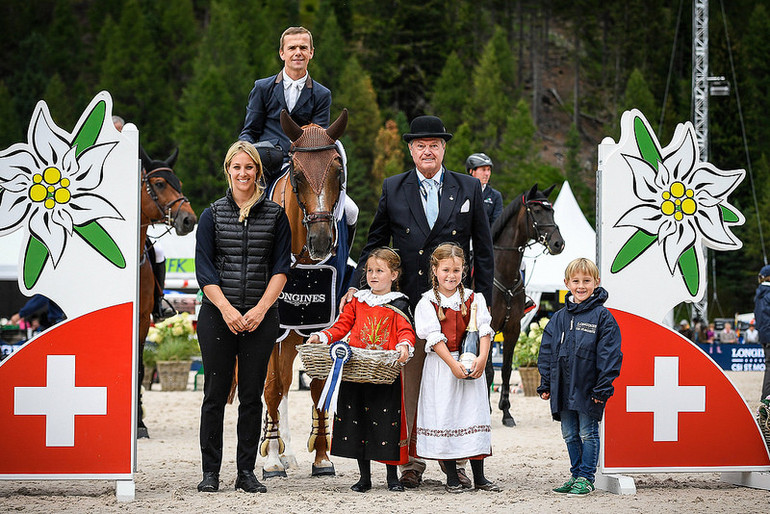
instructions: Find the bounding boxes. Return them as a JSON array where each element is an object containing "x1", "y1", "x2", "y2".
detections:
[{"x1": 200, "y1": 190, "x2": 284, "y2": 310}]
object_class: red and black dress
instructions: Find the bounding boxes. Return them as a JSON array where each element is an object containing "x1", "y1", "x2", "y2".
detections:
[{"x1": 315, "y1": 290, "x2": 415, "y2": 464}]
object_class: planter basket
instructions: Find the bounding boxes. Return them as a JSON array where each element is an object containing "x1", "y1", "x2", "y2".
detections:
[
  {"x1": 518, "y1": 366, "x2": 541, "y2": 397},
  {"x1": 758, "y1": 401, "x2": 770, "y2": 449},
  {"x1": 157, "y1": 360, "x2": 191, "y2": 391},
  {"x1": 297, "y1": 343, "x2": 402, "y2": 384}
]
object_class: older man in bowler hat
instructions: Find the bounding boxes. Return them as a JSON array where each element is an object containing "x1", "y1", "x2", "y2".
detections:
[{"x1": 341, "y1": 115, "x2": 494, "y2": 488}]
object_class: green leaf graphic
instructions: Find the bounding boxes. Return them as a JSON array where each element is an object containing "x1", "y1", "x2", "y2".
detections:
[
  {"x1": 611, "y1": 230, "x2": 657, "y2": 273},
  {"x1": 23, "y1": 235, "x2": 49, "y2": 289},
  {"x1": 634, "y1": 116, "x2": 663, "y2": 171},
  {"x1": 74, "y1": 221, "x2": 126, "y2": 268},
  {"x1": 720, "y1": 204, "x2": 739, "y2": 223},
  {"x1": 72, "y1": 100, "x2": 105, "y2": 158},
  {"x1": 678, "y1": 246, "x2": 699, "y2": 296}
]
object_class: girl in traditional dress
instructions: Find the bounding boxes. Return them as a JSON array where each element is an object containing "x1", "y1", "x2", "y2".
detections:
[
  {"x1": 413, "y1": 243, "x2": 500, "y2": 493},
  {"x1": 307, "y1": 247, "x2": 415, "y2": 492}
]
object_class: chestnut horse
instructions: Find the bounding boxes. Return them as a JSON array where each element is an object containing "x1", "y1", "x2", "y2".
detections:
[
  {"x1": 261, "y1": 109, "x2": 349, "y2": 478},
  {"x1": 490, "y1": 184, "x2": 563, "y2": 427},
  {"x1": 137, "y1": 148, "x2": 197, "y2": 436}
]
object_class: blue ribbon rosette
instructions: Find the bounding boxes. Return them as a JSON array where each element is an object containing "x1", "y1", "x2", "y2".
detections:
[{"x1": 317, "y1": 340, "x2": 352, "y2": 415}]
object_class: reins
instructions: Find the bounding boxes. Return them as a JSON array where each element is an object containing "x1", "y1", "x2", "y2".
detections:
[{"x1": 493, "y1": 193, "x2": 557, "y2": 331}]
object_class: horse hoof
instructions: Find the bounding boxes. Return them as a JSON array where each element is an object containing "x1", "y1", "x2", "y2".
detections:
[
  {"x1": 137, "y1": 426, "x2": 149, "y2": 439},
  {"x1": 502, "y1": 417, "x2": 516, "y2": 428},
  {"x1": 311, "y1": 463, "x2": 335, "y2": 477},
  {"x1": 262, "y1": 469, "x2": 287, "y2": 479}
]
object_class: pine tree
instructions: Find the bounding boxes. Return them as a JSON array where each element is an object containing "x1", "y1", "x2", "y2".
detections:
[
  {"x1": 173, "y1": 0, "x2": 254, "y2": 212},
  {"x1": 0, "y1": 80, "x2": 22, "y2": 149},
  {"x1": 463, "y1": 26, "x2": 515, "y2": 149},
  {"x1": 159, "y1": 0, "x2": 200, "y2": 94},
  {"x1": 371, "y1": 120, "x2": 405, "y2": 184},
  {"x1": 312, "y1": 9, "x2": 347, "y2": 93},
  {"x1": 42, "y1": 73, "x2": 77, "y2": 131},
  {"x1": 98, "y1": 0, "x2": 173, "y2": 156},
  {"x1": 333, "y1": 56, "x2": 381, "y2": 164},
  {"x1": 429, "y1": 52, "x2": 471, "y2": 133},
  {"x1": 565, "y1": 123, "x2": 594, "y2": 224},
  {"x1": 620, "y1": 68, "x2": 657, "y2": 123}
]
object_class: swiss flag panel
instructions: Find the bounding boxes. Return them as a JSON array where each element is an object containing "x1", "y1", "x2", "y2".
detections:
[
  {"x1": 0, "y1": 303, "x2": 133, "y2": 475},
  {"x1": 604, "y1": 309, "x2": 770, "y2": 469}
]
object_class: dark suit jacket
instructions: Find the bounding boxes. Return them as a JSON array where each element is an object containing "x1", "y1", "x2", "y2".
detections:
[
  {"x1": 354, "y1": 168, "x2": 494, "y2": 309},
  {"x1": 482, "y1": 185, "x2": 504, "y2": 226},
  {"x1": 239, "y1": 70, "x2": 331, "y2": 162}
]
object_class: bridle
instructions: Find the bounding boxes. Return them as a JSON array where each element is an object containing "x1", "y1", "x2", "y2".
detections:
[
  {"x1": 493, "y1": 194, "x2": 557, "y2": 331},
  {"x1": 141, "y1": 166, "x2": 190, "y2": 228},
  {"x1": 287, "y1": 142, "x2": 342, "y2": 256},
  {"x1": 493, "y1": 194, "x2": 558, "y2": 253}
]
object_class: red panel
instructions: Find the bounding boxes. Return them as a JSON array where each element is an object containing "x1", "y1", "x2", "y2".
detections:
[
  {"x1": 0, "y1": 303, "x2": 133, "y2": 474},
  {"x1": 604, "y1": 309, "x2": 770, "y2": 469}
]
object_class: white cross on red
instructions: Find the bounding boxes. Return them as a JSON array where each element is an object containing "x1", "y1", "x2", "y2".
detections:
[
  {"x1": 14, "y1": 355, "x2": 107, "y2": 447},
  {"x1": 626, "y1": 356, "x2": 706, "y2": 442}
]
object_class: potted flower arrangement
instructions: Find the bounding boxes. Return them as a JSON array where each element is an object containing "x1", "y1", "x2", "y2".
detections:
[
  {"x1": 145, "y1": 312, "x2": 199, "y2": 391},
  {"x1": 514, "y1": 317, "x2": 548, "y2": 396}
]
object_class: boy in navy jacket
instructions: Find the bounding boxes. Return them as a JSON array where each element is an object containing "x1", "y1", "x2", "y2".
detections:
[{"x1": 537, "y1": 258, "x2": 622, "y2": 496}]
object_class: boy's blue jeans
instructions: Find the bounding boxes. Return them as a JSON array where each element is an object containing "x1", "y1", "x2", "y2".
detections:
[{"x1": 559, "y1": 410, "x2": 599, "y2": 483}]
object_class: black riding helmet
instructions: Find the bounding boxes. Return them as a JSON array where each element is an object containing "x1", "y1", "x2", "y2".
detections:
[{"x1": 465, "y1": 152, "x2": 493, "y2": 173}]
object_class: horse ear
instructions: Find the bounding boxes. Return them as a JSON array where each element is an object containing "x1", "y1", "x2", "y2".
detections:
[
  {"x1": 527, "y1": 183, "x2": 539, "y2": 200},
  {"x1": 326, "y1": 108, "x2": 348, "y2": 141},
  {"x1": 280, "y1": 109, "x2": 303, "y2": 142},
  {"x1": 140, "y1": 146, "x2": 152, "y2": 172},
  {"x1": 166, "y1": 147, "x2": 179, "y2": 168},
  {"x1": 542, "y1": 184, "x2": 556, "y2": 198}
]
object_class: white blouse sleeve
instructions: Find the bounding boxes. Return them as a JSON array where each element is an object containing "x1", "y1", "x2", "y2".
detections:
[
  {"x1": 474, "y1": 292, "x2": 495, "y2": 339},
  {"x1": 414, "y1": 296, "x2": 446, "y2": 352}
]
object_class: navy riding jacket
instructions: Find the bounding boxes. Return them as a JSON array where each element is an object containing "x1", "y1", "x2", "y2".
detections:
[
  {"x1": 537, "y1": 287, "x2": 623, "y2": 421},
  {"x1": 754, "y1": 283, "x2": 770, "y2": 343}
]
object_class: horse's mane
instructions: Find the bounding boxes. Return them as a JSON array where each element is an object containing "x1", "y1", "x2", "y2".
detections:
[{"x1": 491, "y1": 194, "x2": 523, "y2": 243}]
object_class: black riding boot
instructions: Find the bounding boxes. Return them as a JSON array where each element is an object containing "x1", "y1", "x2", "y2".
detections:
[{"x1": 151, "y1": 259, "x2": 172, "y2": 321}]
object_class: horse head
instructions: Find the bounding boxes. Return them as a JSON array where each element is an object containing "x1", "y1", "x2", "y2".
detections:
[
  {"x1": 280, "y1": 109, "x2": 348, "y2": 261},
  {"x1": 521, "y1": 184, "x2": 564, "y2": 255},
  {"x1": 139, "y1": 147, "x2": 197, "y2": 236}
]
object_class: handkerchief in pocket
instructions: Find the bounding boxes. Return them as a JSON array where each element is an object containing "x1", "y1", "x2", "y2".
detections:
[{"x1": 460, "y1": 199, "x2": 470, "y2": 213}]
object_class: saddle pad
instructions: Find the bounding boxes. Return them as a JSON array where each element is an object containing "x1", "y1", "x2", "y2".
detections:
[{"x1": 278, "y1": 263, "x2": 337, "y2": 332}]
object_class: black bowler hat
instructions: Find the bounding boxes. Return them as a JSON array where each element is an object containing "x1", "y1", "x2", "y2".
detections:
[{"x1": 402, "y1": 115, "x2": 453, "y2": 143}]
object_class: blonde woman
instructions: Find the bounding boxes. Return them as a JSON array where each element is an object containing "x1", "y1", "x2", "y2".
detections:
[{"x1": 195, "y1": 141, "x2": 291, "y2": 493}]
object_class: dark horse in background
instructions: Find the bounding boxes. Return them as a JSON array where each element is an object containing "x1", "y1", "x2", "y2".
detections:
[
  {"x1": 490, "y1": 184, "x2": 564, "y2": 427},
  {"x1": 137, "y1": 148, "x2": 197, "y2": 437}
]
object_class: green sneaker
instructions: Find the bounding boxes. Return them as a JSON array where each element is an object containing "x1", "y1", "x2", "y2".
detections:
[
  {"x1": 567, "y1": 477, "x2": 595, "y2": 496},
  {"x1": 552, "y1": 477, "x2": 576, "y2": 494}
]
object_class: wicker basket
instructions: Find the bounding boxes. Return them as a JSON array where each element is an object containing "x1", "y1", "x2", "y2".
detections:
[
  {"x1": 297, "y1": 343, "x2": 402, "y2": 384},
  {"x1": 518, "y1": 366, "x2": 541, "y2": 397},
  {"x1": 758, "y1": 402, "x2": 770, "y2": 450},
  {"x1": 157, "y1": 360, "x2": 191, "y2": 391}
]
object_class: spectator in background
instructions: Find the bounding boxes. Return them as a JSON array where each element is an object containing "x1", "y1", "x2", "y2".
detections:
[
  {"x1": 677, "y1": 319, "x2": 693, "y2": 341},
  {"x1": 10, "y1": 294, "x2": 65, "y2": 331},
  {"x1": 745, "y1": 323, "x2": 759, "y2": 344},
  {"x1": 707, "y1": 322, "x2": 720, "y2": 354},
  {"x1": 720, "y1": 322, "x2": 737, "y2": 344},
  {"x1": 465, "y1": 153, "x2": 504, "y2": 227}
]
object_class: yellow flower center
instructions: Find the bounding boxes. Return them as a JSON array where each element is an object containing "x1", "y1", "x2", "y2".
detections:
[
  {"x1": 660, "y1": 182, "x2": 696, "y2": 222},
  {"x1": 27, "y1": 167, "x2": 71, "y2": 209}
]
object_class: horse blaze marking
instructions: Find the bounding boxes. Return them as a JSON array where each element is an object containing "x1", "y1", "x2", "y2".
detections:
[
  {"x1": 14, "y1": 355, "x2": 107, "y2": 447},
  {"x1": 626, "y1": 356, "x2": 706, "y2": 442}
]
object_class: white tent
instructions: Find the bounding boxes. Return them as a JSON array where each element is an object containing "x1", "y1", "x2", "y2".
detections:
[{"x1": 519, "y1": 181, "x2": 596, "y2": 325}]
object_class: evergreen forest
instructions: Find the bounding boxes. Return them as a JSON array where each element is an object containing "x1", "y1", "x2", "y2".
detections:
[{"x1": 1, "y1": 0, "x2": 770, "y2": 318}]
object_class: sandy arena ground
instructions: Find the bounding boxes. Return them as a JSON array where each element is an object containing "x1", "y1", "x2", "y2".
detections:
[{"x1": 1, "y1": 370, "x2": 768, "y2": 513}]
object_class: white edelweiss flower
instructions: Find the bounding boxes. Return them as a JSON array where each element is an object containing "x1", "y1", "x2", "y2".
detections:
[
  {"x1": 615, "y1": 126, "x2": 743, "y2": 274},
  {"x1": 0, "y1": 108, "x2": 121, "y2": 266}
]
